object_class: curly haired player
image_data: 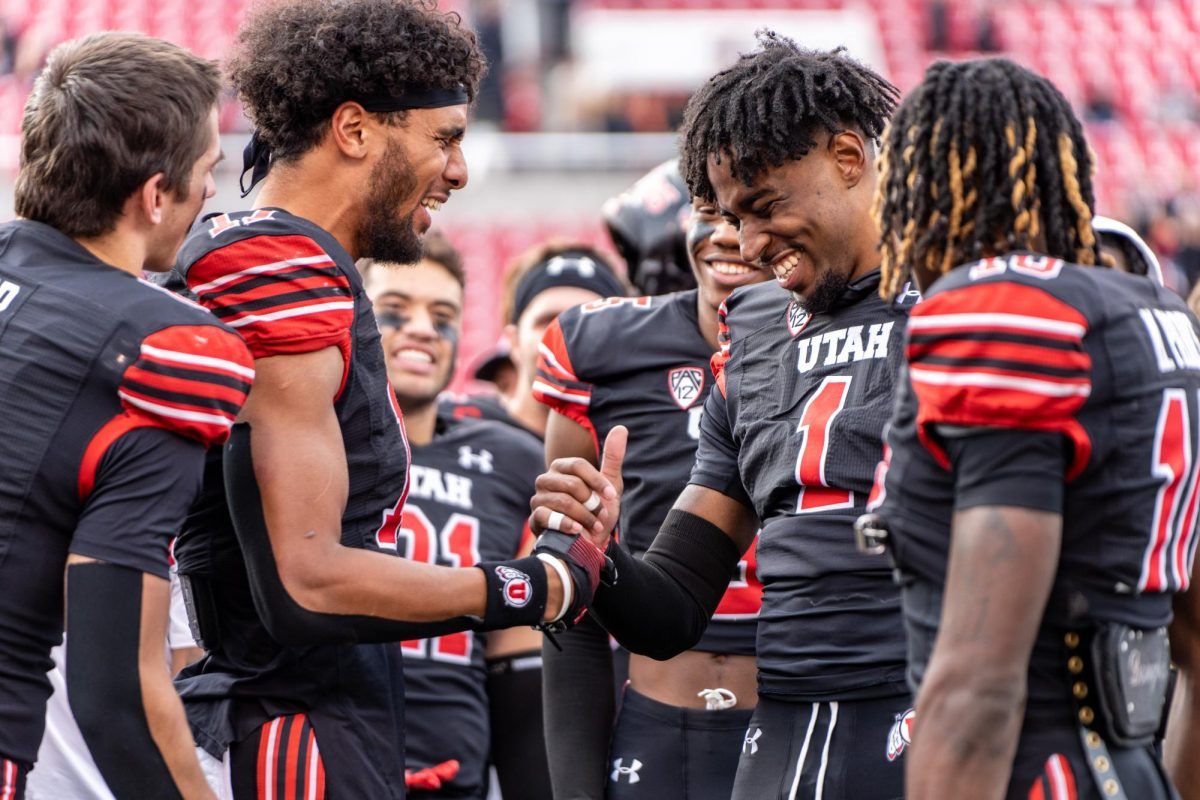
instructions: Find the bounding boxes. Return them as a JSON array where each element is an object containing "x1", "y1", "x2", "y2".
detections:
[
  {"x1": 870, "y1": 57, "x2": 1200, "y2": 800},
  {"x1": 171, "y1": 3, "x2": 602, "y2": 798}
]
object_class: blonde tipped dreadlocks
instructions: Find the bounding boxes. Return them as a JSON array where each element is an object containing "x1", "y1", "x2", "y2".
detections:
[{"x1": 875, "y1": 58, "x2": 1102, "y2": 299}]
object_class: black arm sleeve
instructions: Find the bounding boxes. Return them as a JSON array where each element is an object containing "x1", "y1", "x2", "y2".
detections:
[
  {"x1": 591, "y1": 509, "x2": 743, "y2": 661},
  {"x1": 223, "y1": 424, "x2": 485, "y2": 646},
  {"x1": 488, "y1": 649, "x2": 555, "y2": 800},
  {"x1": 540, "y1": 614, "x2": 614, "y2": 799},
  {"x1": 67, "y1": 563, "x2": 182, "y2": 800}
]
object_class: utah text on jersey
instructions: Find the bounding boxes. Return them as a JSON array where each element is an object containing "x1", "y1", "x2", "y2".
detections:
[{"x1": 796, "y1": 321, "x2": 895, "y2": 373}]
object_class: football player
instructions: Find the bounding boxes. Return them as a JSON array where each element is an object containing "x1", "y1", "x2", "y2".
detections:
[
  {"x1": 871, "y1": 57, "x2": 1199, "y2": 800},
  {"x1": 170, "y1": 3, "x2": 602, "y2": 798},
  {"x1": 441, "y1": 242, "x2": 626, "y2": 436},
  {"x1": 535, "y1": 161, "x2": 768, "y2": 799},
  {"x1": 530, "y1": 35, "x2": 915, "y2": 800},
  {"x1": 0, "y1": 33, "x2": 249, "y2": 799},
  {"x1": 360, "y1": 234, "x2": 552, "y2": 799}
]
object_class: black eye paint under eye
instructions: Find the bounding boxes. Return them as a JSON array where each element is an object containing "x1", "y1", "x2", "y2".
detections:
[
  {"x1": 376, "y1": 311, "x2": 409, "y2": 331},
  {"x1": 434, "y1": 319, "x2": 459, "y2": 344},
  {"x1": 688, "y1": 217, "x2": 717, "y2": 254}
]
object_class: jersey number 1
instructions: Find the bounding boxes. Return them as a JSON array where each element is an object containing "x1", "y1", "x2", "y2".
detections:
[
  {"x1": 1141, "y1": 389, "x2": 1200, "y2": 592},
  {"x1": 391, "y1": 506, "x2": 482, "y2": 663},
  {"x1": 795, "y1": 376, "x2": 855, "y2": 513}
]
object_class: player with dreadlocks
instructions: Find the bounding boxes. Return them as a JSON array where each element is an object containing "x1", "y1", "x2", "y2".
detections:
[
  {"x1": 868, "y1": 57, "x2": 1200, "y2": 799},
  {"x1": 531, "y1": 33, "x2": 918, "y2": 799}
]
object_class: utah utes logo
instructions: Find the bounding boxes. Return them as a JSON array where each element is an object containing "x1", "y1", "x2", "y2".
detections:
[
  {"x1": 787, "y1": 301, "x2": 811, "y2": 337},
  {"x1": 495, "y1": 566, "x2": 531, "y2": 608},
  {"x1": 668, "y1": 367, "x2": 705, "y2": 410},
  {"x1": 886, "y1": 708, "x2": 915, "y2": 761}
]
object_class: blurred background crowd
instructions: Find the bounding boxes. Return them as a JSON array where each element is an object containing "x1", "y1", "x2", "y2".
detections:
[{"x1": 0, "y1": 0, "x2": 1197, "y2": 386}]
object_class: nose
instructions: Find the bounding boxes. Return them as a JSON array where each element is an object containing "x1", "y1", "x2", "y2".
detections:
[
  {"x1": 444, "y1": 145, "x2": 468, "y2": 191},
  {"x1": 738, "y1": 220, "x2": 770, "y2": 265},
  {"x1": 404, "y1": 308, "x2": 439, "y2": 340},
  {"x1": 711, "y1": 217, "x2": 740, "y2": 250}
]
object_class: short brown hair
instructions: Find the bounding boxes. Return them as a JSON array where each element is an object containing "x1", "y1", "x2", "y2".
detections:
[
  {"x1": 230, "y1": 0, "x2": 485, "y2": 163},
  {"x1": 15, "y1": 33, "x2": 220, "y2": 238},
  {"x1": 358, "y1": 230, "x2": 466, "y2": 288}
]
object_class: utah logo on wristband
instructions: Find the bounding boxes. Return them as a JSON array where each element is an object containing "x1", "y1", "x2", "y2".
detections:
[{"x1": 495, "y1": 566, "x2": 532, "y2": 608}]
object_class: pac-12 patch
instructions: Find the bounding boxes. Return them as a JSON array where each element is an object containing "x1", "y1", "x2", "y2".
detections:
[
  {"x1": 668, "y1": 366, "x2": 705, "y2": 410},
  {"x1": 496, "y1": 565, "x2": 532, "y2": 608}
]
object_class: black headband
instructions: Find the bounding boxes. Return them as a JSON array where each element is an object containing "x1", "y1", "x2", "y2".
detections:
[
  {"x1": 239, "y1": 85, "x2": 470, "y2": 197},
  {"x1": 511, "y1": 253, "x2": 627, "y2": 323}
]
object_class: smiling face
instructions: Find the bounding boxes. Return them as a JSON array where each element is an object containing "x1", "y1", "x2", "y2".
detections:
[
  {"x1": 708, "y1": 130, "x2": 879, "y2": 315},
  {"x1": 356, "y1": 104, "x2": 468, "y2": 264},
  {"x1": 686, "y1": 196, "x2": 771, "y2": 312},
  {"x1": 367, "y1": 258, "x2": 464, "y2": 409}
]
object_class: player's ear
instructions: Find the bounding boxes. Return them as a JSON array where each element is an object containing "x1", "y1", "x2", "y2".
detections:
[
  {"x1": 135, "y1": 172, "x2": 168, "y2": 226},
  {"x1": 501, "y1": 323, "x2": 518, "y2": 352},
  {"x1": 829, "y1": 130, "x2": 868, "y2": 189},
  {"x1": 329, "y1": 102, "x2": 372, "y2": 161}
]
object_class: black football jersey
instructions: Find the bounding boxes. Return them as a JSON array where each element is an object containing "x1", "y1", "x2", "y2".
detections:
[
  {"x1": 401, "y1": 417, "x2": 541, "y2": 799},
  {"x1": 0, "y1": 220, "x2": 251, "y2": 764},
  {"x1": 535, "y1": 290, "x2": 762, "y2": 654},
  {"x1": 437, "y1": 391, "x2": 536, "y2": 437},
  {"x1": 878, "y1": 253, "x2": 1200, "y2": 707},
  {"x1": 690, "y1": 274, "x2": 913, "y2": 699},
  {"x1": 172, "y1": 209, "x2": 412, "y2": 774}
]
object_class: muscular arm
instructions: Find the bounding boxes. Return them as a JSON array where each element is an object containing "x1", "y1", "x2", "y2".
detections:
[
  {"x1": 234, "y1": 347, "x2": 561, "y2": 642},
  {"x1": 907, "y1": 506, "x2": 1061, "y2": 800},
  {"x1": 67, "y1": 557, "x2": 214, "y2": 800},
  {"x1": 540, "y1": 411, "x2": 612, "y2": 799},
  {"x1": 1166, "y1": 568, "x2": 1200, "y2": 800}
]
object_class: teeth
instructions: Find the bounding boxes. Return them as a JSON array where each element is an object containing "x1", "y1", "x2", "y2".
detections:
[
  {"x1": 772, "y1": 252, "x2": 801, "y2": 281},
  {"x1": 710, "y1": 261, "x2": 754, "y2": 275},
  {"x1": 421, "y1": 198, "x2": 442, "y2": 211},
  {"x1": 397, "y1": 349, "x2": 433, "y2": 363}
]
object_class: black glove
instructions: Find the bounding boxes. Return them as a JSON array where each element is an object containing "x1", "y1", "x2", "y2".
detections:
[{"x1": 532, "y1": 530, "x2": 613, "y2": 634}]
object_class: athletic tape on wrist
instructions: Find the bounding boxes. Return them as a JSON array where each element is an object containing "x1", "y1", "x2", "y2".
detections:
[{"x1": 537, "y1": 553, "x2": 572, "y2": 623}]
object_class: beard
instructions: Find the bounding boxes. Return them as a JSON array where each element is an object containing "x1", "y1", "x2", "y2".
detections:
[
  {"x1": 794, "y1": 264, "x2": 852, "y2": 317},
  {"x1": 355, "y1": 139, "x2": 424, "y2": 264}
]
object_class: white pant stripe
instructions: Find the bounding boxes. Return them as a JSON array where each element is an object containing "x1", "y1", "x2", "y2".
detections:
[
  {"x1": 813, "y1": 701, "x2": 840, "y2": 800},
  {"x1": 787, "y1": 702, "x2": 821, "y2": 800}
]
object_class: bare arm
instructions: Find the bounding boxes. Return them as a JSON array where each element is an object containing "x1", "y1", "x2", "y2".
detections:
[
  {"x1": 66, "y1": 556, "x2": 215, "y2": 800},
  {"x1": 1166, "y1": 567, "x2": 1200, "y2": 800},
  {"x1": 239, "y1": 347, "x2": 561, "y2": 626},
  {"x1": 907, "y1": 506, "x2": 1061, "y2": 800}
]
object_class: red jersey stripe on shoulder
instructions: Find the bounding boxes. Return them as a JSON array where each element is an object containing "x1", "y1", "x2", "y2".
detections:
[
  {"x1": 188, "y1": 234, "x2": 354, "y2": 359},
  {"x1": 119, "y1": 325, "x2": 254, "y2": 446},
  {"x1": 911, "y1": 281, "x2": 1088, "y2": 338},
  {"x1": 907, "y1": 281, "x2": 1093, "y2": 478},
  {"x1": 710, "y1": 349, "x2": 729, "y2": 397},
  {"x1": 188, "y1": 235, "x2": 334, "y2": 293},
  {"x1": 538, "y1": 319, "x2": 581, "y2": 383},
  {"x1": 78, "y1": 414, "x2": 159, "y2": 500}
]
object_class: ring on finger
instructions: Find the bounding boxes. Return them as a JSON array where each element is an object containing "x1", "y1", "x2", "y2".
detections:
[
  {"x1": 547, "y1": 510, "x2": 566, "y2": 531},
  {"x1": 583, "y1": 492, "x2": 601, "y2": 512}
]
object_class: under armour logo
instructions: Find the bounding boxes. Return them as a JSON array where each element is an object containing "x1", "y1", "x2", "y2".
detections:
[
  {"x1": 545, "y1": 255, "x2": 597, "y2": 278},
  {"x1": 743, "y1": 727, "x2": 762, "y2": 754},
  {"x1": 894, "y1": 282, "x2": 922, "y2": 306},
  {"x1": 458, "y1": 446, "x2": 493, "y2": 473},
  {"x1": 611, "y1": 758, "x2": 642, "y2": 784}
]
